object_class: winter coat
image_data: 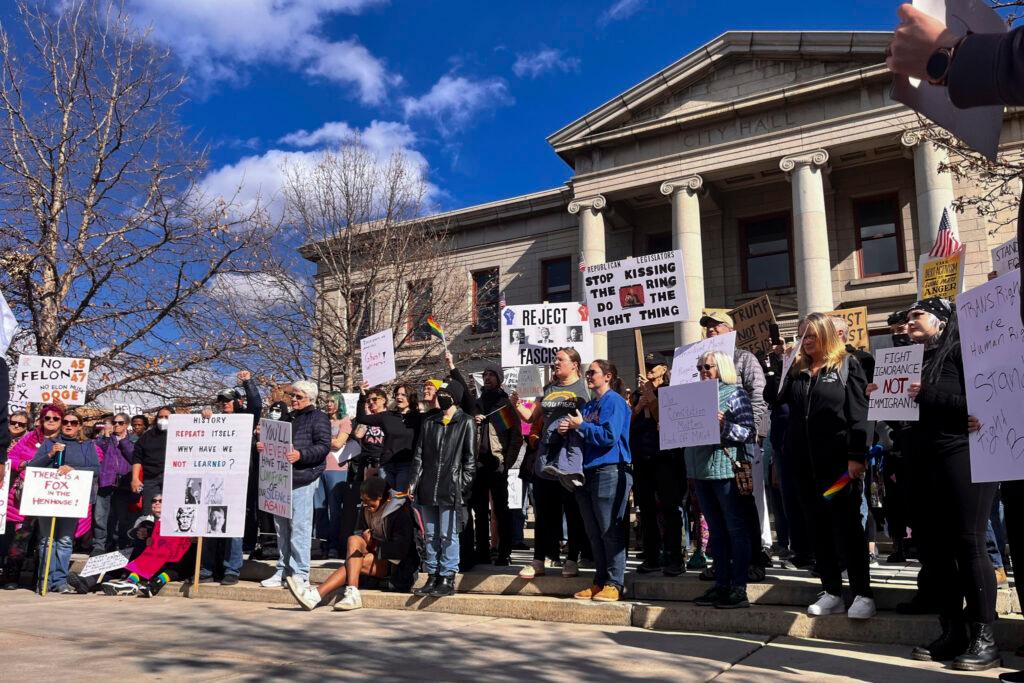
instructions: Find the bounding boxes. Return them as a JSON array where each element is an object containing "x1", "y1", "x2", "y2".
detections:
[
  {"x1": 288, "y1": 405, "x2": 331, "y2": 488},
  {"x1": 355, "y1": 492, "x2": 422, "y2": 592},
  {"x1": 5, "y1": 431, "x2": 46, "y2": 524},
  {"x1": 910, "y1": 346, "x2": 969, "y2": 463},
  {"x1": 29, "y1": 435, "x2": 104, "y2": 518},
  {"x1": 685, "y1": 383, "x2": 755, "y2": 481},
  {"x1": 95, "y1": 435, "x2": 134, "y2": 489},
  {"x1": 410, "y1": 409, "x2": 477, "y2": 506}
]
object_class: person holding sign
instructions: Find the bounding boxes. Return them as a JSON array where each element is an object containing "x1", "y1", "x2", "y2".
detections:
[
  {"x1": 28, "y1": 409, "x2": 102, "y2": 594},
  {"x1": 894, "y1": 299, "x2": 1000, "y2": 671},
  {"x1": 780, "y1": 313, "x2": 873, "y2": 620},
  {"x1": 559, "y1": 360, "x2": 632, "y2": 603},
  {"x1": 684, "y1": 352, "x2": 756, "y2": 610}
]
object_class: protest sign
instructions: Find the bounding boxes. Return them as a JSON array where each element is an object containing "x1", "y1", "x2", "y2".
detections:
[
  {"x1": 658, "y1": 380, "x2": 720, "y2": 450},
  {"x1": 583, "y1": 250, "x2": 688, "y2": 333},
  {"x1": 80, "y1": 548, "x2": 133, "y2": 577},
  {"x1": 12, "y1": 355, "x2": 90, "y2": 406},
  {"x1": 501, "y1": 302, "x2": 593, "y2": 367},
  {"x1": 0, "y1": 463, "x2": 9, "y2": 528},
  {"x1": 507, "y1": 470, "x2": 523, "y2": 510},
  {"x1": 959, "y1": 269, "x2": 1024, "y2": 482},
  {"x1": 670, "y1": 332, "x2": 737, "y2": 386},
  {"x1": 360, "y1": 329, "x2": 397, "y2": 387},
  {"x1": 342, "y1": 393, "x2": 359, "y2": 420},
  {"x1": 20, "y1": 467, "x2": 93, "y2": 518},
  {"x1": 825, "y1": 307, "x2": 870, "y2": 351},
  {"x1": 515, "y1": 366, "x2": 544, "y2": 399},
  {"x1": 919, "y1": 250, "x2": 965, "y2": 301},
  {"x1": 992, "y1": 237, "x2": 1019, "y2": 278},
  {"x1": 0, "y1": 288, "x2": 17, "y2": 356},
  {"x1": 868, "y1": 345, "x2": 924, "y2": 421},
  {"x1": 258, "y1": 418, "x2": 293, "y2": 519},
  {"x1": 729, "y1": 296, "x2": 775, "y2": 356},
  {"x1": 109, "y1": 403, "x2": 142, "y2": 417},
  {"x1": 162, "y1": 413, "x2": 254, "y2": 537}
]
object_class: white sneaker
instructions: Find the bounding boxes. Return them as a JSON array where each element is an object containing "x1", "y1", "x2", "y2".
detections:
[
  {"x1": 286, "y1": 576, "x2": 321, "y2": 611},
  {"x1": 847, "y1": 595, "x2": 876, "y2": 620},
  {"x1": 807, "y1": 592, "x2": 845, "y2": 616},
  {"x1": 260, "y1": 574, "x2": 283, "y2": 588},
  {"x1": 519, "y1": 559, "x2": 545, "y2": 579},
  {"x1": 333, "y1": 585, "x2": 362, "y2": 611},
  {"x1": 562, "y1": 560, "x2": 580, "y2": 578}
]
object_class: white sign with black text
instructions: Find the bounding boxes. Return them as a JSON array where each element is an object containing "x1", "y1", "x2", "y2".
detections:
[
  {"x1": 671, "y1": 333, "x2": 737, "y2": 386},
  {"x1": 500, "y1": 302, "x2": 594, "y2": 367},
  {"x1": 360, "y1": 329, "x2": 397, "y2": 387},
  {"x1": 867, "y1": 345, "x2": 924, "y2": 422},
  {"x1": 583, "y1": 250, "x2": 689, "y2": 333},
  {"x1": 658, "y1": 380, "x2": 720, "y2": 450}
]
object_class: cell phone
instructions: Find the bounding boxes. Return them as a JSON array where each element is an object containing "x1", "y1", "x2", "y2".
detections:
[{"x1": 769, "y1": 323, "x2": 782, "y2": 345}]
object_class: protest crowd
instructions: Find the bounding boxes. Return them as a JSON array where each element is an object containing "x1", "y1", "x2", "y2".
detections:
[{"x1": 1, "y1": 3, "x2": 1024, "y2": 681}]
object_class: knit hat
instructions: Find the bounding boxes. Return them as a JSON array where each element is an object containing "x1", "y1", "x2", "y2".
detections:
[
  {"x1": 910, "y1": 297, "x2": 952, "y2": 323},
  {"x1": 887, "y1": 309, "x2": 909, "y2": 326},
  {"x1": 482, "y1": 364, "x2": 503, "y2": 381},
  {"x1": 437, "y1": 381, "x2": 464, "y2": 406},
  {"x1": 424, "y1": 379, "x2": 442, "y2": 389}
]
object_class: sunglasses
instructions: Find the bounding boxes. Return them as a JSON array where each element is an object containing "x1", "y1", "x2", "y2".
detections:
[
  {"x1": 43, "y1": 415, "x2": 62, "y2": 422},
  {"x1": 9, "y1": 420, "x2": 27, "y2": 428},
  {"x1": 697, "y1": 364, "x2": 717, "y2": 371},
  {"x1": 113, "y1": 420, "x2": 126, "y2": 425},
  {"x1": 62, "y1": 419, "x2": 80, "y2": 426},
  {"x1": 152, "y1": 497, "x2": 163, "y2": 503}
]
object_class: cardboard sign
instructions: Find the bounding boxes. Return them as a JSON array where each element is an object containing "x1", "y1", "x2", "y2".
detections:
[
  {"x1": 729, "y1": 296, "x2": 776, "y2": 356},
  {"x1": 919, "y1": 250, "x2": 965, "y2": 302},
  {"x1": 12, "y1": 355, "x2": 90, "y2": 406},
  {"x1": 161, "y1": 413, "x2": 254, "y2": 537},
  {"x1": 959, "y1": 270, "x2": 1024, "y2": 482},
  {"x1": 670, "y1": 332, "x2": 737, "y2": 386},
  {"x1": 258, "y1": 418, "x2": 293, "y2": 519},
  {"x1": 825, "y1": 307, "x2": 871, "y2": 352},
  {"x1": 583, "y1": 250, "x2": 689, "y2": 333},
  {"x1": 868, "y1": 345, "x2": 924, "y2": 421},
  {"x1": 0, "y1": 463, "x2": 9, "y2": 528},
  {"x1": 80, "y1": 548, "x2": 133, "y2": 577},
  {"x1": 501, "y1": 302, "x2": 594, "y2": 367},
  {"x1": 992, "y1": 237, "x2": 1019, "y2": 278},
  {"x1": 20, "y1": 467, "x2": 94, "y2": 518},
  {"x1": 658, "y1": 380, "x2": 721, "y2": 450},
  {"x1": 360, "y1": 329, "x2": 397, "y2": 387}
]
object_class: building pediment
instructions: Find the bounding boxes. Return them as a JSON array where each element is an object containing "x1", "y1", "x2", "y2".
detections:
[{"x1": 547, "y1": 31, "x2": 891, "y2": 160}]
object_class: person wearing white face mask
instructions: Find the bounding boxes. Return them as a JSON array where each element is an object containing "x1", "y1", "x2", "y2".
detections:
[{"x1": 131, "y1": 408, "x2": 173, "y2": 515}]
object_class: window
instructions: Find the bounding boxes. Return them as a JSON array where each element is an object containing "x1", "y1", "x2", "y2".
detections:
[
  {"x1": 541, "y1": 257, "x2": 572, "y2": 303},
  {"x1": 646, "y1": 232, "x2": 672, "y2": 255},
  {"x1": 348, "y1": 289, "x2": 372, "y2": 342},
  {"x1": 472, "y1": 268, "x2": 499, "y2": 334},
  {"x1": 406, "y1": 281, "x2": 433, "y2": 342},
  {"x1": 854, "y1": 196, "x2": 904, "y2": 277},
  {"x1": 740, "y1": 213, "x2": 792, "y2": 291}
]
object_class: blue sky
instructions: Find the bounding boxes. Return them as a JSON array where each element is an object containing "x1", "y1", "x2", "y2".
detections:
[{"x1": 109, "y1": 1, "x2": 902, "y2": 212}]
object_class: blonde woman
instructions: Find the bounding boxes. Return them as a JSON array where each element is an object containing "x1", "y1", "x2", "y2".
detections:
[{"x1": 780, "y1": 313, "x2": 872, "y2": 620}]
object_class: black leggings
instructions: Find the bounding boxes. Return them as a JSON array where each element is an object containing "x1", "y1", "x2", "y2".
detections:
[
  {"x1": 633, "y1": 456, "x2": 685, "y2": 565},
  {"x1": 532, "y1": 477, "x2": 585, "y2": 563},
  {"x1": 799, "y1": 476, "x2": 872, "y2": 598},
  {"x1": 910, "y1": 450, "x2": 997, "y2": 623}
]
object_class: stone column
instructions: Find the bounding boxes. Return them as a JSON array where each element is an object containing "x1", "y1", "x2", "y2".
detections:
[
  {"x1": 568, "y1": 194, "x2": 608, "y2": 359},
  {"x1": 901, "y1": 130, "x2": 955, "y2": 255},
  {"x1": 780, "y1": 150, "x2": 834, "y2": 317},
  {"x1": 660, "y1": 175, "x2": 705, "y2": 347}
]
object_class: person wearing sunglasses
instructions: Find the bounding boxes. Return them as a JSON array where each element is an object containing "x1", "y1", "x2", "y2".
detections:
[
  {"x1": 92, "y1": 413, "x2": 137, "y2": 555},
  {"x1": 28, "y1": 409, "x2": 102, "y2": 594}
]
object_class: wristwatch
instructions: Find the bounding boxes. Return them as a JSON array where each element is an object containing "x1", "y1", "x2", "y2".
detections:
[{"x1": 926, "y1": 36, "x2": 965, "y2": 86}]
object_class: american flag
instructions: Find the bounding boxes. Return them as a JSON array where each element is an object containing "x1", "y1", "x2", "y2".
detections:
[
  {"x1": 929, "y1": 208, "x2": 963, "y2": 258},
  {"x1": 578, "y1": 251, "x2": 587, "y2": 273}
]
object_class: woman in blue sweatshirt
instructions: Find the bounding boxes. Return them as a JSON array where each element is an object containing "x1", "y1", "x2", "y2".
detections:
[{"x1": 558, "y1": 359, "x2": 632, "y2": 602}]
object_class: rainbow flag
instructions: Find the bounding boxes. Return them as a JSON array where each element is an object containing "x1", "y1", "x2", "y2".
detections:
[
  {"x1": 491, "y1": 403, "x2": 516, "y2": 430},
  {"x1": 426, "y1": 315, "x2": 445, "y2": 341},
  {"x1": 822, "y1": 472, "x2": 852, "y2": 500}
]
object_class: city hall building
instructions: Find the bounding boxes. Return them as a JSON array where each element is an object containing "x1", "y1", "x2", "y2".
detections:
[{"x1": 311, "y1": 31, "x2": 1022, "y2": 382}]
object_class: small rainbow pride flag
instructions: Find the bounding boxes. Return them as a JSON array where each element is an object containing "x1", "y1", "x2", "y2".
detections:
[
  {"x1": 494, "y1": 403, "x2": 516, "y2": 430},
  {"x1": 822, "y1": 472, "x2": 852, "y2": 500},
  {"x1": 426, "y1": 315, "x2": 445, "y2": 341}
]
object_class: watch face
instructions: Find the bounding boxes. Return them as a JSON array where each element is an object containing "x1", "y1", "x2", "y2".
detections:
[{"x1": 926, "y1": 50, "x2": 950, "y2": 81}]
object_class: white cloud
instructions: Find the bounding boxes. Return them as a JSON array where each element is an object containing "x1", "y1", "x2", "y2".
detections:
[
  {"x1": 599, "y1": 0, "x2": 646, "y2": 26},
  {"x1": 402, "y1": 75, "x2": 513, "y2": 135},
  {"x1": 512, "y1": 48, "x2": 581, "y2": 79},
  {"x1": 209, "y1": 272, "x2": 305, "y2": 309},
  {"x1": 124, "y1": 0, "x2": 398, "y2": 103}
]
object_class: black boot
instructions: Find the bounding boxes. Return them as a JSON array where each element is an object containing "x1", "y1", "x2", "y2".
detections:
[
  {"x1": 910, "y1": 616, "x2": 967, "y2": 661},
  {"x1": 413, "y1": 574, "x2": 438, "y2": 596},
  {"x1": 952, "y1": 622, "x2": 1001, "y2": 671},
  {"x1": 430, "y1": 575, "x2": 455, "y2": 597}
]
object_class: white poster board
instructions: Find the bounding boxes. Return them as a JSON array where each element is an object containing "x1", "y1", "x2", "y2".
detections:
[
  {"x1": 503, "y1": 366, "x2": 544, "y2": 399},
  {"x1": 161, "y1": 413, "x2": 254, "y2": 537},
  {"x1": 360, "y1": 329, "x2": 397, "y2": 387},
  {"x1": 583, "y1": 250, "x2": 689, "y2": 333},
  {"x1": 959, "y1": 270, "x2": 1024, "y2": 481},
  {"x1": 258, "y1": 418, "x2": 293, "y2": 518},
  {"x1": 868, "y1": 345, "x2": 924, "y2": 422},
  {"x1": 671, "y1": 332, "x2": 737, "y2": 386},
  {"x1": 500, "y1": 302, "x2": 594, "y2": 367},
  {"x1": 507, "y1": 469, "x2": 523, "y2": 508},
  {"x1": 20, "y1": 467, "x2": 94, "y2": 518},
  {"x1": 342, "y1": 393, "x2": 360, "y2": 420},
  {"x1": 80, "y1": 548, "x2": 133, "y2": 577},
  {"x1": 992, "y1": 237, "x2": 1019, "y2": 278},
  {"x1": 12, "y1": 355, "x2": 90, "y2": 406},
  {"x1": 0, "y1": 463, "x2": 9, "y2": 528},
  {"x1": 109, "y1": 403, "x2": 143, "y2": 418},
  {"x1": 658, "y1": 380, "x2": 720, "y2": 450}
]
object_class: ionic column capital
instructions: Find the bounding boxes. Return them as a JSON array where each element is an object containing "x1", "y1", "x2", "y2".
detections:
[
  {"x1": 660, "y1": 174, "x2": 704, "y2": 198},
  {"x1": 567, "y1": 194, "x2": 607, "y2": 215},
  {"x1": 900, "y1": 130, "x2": 924, "y2": 148},
  {"x1": 780, "y1": 149, "x2": 829, "y2": 178}
]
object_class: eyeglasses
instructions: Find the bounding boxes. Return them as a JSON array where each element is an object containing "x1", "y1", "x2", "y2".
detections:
[
  {"x1": 9, "y1": 420, "x2": 27, "y2": 428},
  {"x1": 43, "y1": 415, "x2": 62, "y2": 422},
  {"x1": 62, "y1": 419, "x2": 80, "y2": 426},
  {"x1": 152, "y1": 497, "x2": 163, "y2": 503},
  {"x1": 113, "y1": 420, "x2": 126, "y2": 425},
  {"x1": 585, "y1": 369, "x2": 599, "y2": 376},
  {"x1": 697, "y1": 364, "x2": 717, "y2": 371},
  {"x1": 285, "y1": 392, "x2": 306, "y2": 399}
]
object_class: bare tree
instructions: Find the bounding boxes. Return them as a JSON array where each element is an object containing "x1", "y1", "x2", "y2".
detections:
[{"x1": 0, "y1": 1, "x2": 272, "y2": 406}]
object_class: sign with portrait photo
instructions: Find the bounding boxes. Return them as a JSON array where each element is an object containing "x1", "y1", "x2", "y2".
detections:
[
  {"x1": 583, "y1": 250, "x2": 689, "y2": 333},
  {"x1": 500, "y1": 302, "x2": 594, "y2": 367}
]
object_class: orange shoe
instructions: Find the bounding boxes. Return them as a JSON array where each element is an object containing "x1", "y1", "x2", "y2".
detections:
[
  {"x1": 592, "y1": 585, "x2": 622, "y2": 602},
  {"x1": 574, "y1": 584, "x2": 601, "y2": 600}
]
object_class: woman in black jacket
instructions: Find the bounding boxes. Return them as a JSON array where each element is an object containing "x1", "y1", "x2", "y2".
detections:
[
  {"x1": 781, "y1": 313, "x2": 873, "y2": 620},
  {"x1": 409, "y1": 380, "x2": 476, "y2": 598},
  {"x1": 897, "y1": 299, "x2": 1000, "y2": 671}
]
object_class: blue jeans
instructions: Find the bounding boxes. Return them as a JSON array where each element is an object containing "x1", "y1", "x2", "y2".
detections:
[
  {"x1": 318, "y1": 471, "x2": 348, "y2": 554},
  {"x1": 986, "y1": 519, "x2": 1004, "y2": 569},
  {"x1": 575, "y1": 464, "x2": 632, "y2": 590},
  {"x1": 200, "y1": 537, "x2": 244, "y2": 578},
  {"x1": 93, "y1": 487, "x2": 138, "y2": 554},
  {"x1": 37, "y1": 517, "x2": 77, "y2": 591},
  {"x1": 273, "y1": 479, "x2": 317, "y2": 582},
  {"x1": 695, "y1": 478, "x2": 751, "y2": 591},
  {"x1": 418, "y1": 504, "x2": 460, "y2": 577},
  {"x1": 382, "y1": 462, "x2": 412, "y2": 493}
]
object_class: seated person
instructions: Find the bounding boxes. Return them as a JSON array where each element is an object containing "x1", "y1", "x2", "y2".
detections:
[
  {"x1": 99, "y1": 495, "x2": 194, "y2": 598},
  {"x1": 286, "y1": 477, "x2": 420, "y2": 612}
]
